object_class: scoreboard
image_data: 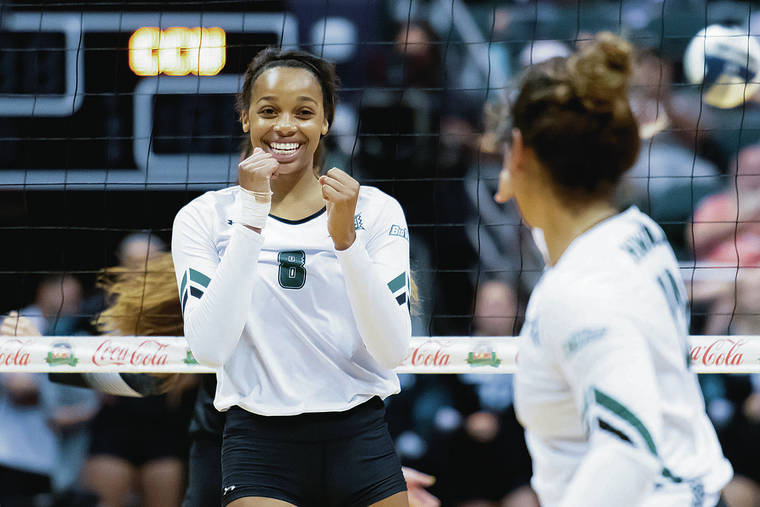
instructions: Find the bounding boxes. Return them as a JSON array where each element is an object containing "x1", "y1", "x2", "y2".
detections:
[{"x1": 0, "y1": 10, "x2": 297, "y2": 189}]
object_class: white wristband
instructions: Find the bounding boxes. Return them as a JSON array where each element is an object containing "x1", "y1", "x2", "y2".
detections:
[{"x1": 237, "y1": 189, "x2": 271, "y2": 229}]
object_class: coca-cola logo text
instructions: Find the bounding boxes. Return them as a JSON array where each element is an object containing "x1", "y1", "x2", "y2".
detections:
[
  {"x1": 691, "y1": 338, "x2": 745, "y2": 367},
  {"x1": 0, "y1": 339, "x2": 30, "y2": 366},
  {"x1": 408, "y1": 344, "x2": 451, "y2": 367},
  {"x1": 93, "y1": 339, "x2": 169, "y2": 367}
]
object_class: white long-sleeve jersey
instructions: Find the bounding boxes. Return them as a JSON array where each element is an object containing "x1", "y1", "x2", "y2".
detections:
[
  {"x1": 514, "y1": 207, "x2": 732, "y2": 507},
  {"x1": 172, "y1": 185, "x2": 411, "y2": 416}
]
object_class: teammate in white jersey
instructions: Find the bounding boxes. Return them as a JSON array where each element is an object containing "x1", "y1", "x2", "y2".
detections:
[
  {"x1": 492, "y1": 32, "x2": 732, "y2": 506},
  {"x1": 172, "y1": 49, "x2": 411, "y2": 506}
]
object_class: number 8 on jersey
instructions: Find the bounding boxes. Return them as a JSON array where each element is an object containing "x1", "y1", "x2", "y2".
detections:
[{"x1": 278, "y1": 250, "x2": 306, "y2": 289}]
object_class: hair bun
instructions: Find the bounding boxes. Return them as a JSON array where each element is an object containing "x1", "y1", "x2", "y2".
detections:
[{"x1": 569, "y1": 32, "x2": 633, "y2": 113}]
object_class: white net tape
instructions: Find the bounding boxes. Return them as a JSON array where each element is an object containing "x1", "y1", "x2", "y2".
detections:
[{"x1": 0, "y1": 336, "x2": 753, "y2": 374}]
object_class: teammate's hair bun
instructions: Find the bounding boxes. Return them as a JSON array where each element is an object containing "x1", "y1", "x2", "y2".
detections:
[
  {"x1": 512, "y1": 32, "x2": 639, "y2": 200},
  {"x1": 569, "y1": 32, "x2": 633, "y2": 115}
]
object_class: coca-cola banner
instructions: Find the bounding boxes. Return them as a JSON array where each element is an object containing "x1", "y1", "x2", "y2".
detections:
[
  {"x1": 0, "y1": 336, "x2": 213, "y2": 373},
  {"x1": 0, "y1": 336, "x2": 757, "y2": 374}
]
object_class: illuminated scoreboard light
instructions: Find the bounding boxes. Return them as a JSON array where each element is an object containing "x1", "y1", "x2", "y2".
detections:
[
  {"x1": 129, "y1": 27, "x2": 226, "y2": 76},
  {"x1": 0, "y1": 11, "x2": 298, "y2": 189}
]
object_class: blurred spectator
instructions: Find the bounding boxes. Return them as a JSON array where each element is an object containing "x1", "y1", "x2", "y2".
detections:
[
  {"x1": 22, "y1": 274, "x2": 86, "y2": 335},
  {"x1": 668, "y1": 83, "x2": 760, "y2": 173},
  {"x1": 689, "y1": 144, "x2": 760, "y2": 335},
  {"x1": 367, "y1": 20, "x2": 443, "y2": 89},
  {"x1": 360, "y1": 19, "x2": 480, "y2": 335},
  {"x1": 465, "y1": 122, "x2": 544, "y2": 295},
  {"x1": 81, "y1": 240, "x2": 195, "y2": 507},
  {"x1": 360, "y1": 20, "x2": 442, "y2": 183},
  {"x1": 471, "y1": 279, "x2": 517, "y2": 336},
  {"x1": 690, "y1": 145, "x2": 760, "y2": 267},
  {"x1": 0, "y1": 275, "x2": 99, "y2": 506},
  {"x1": 716, "y1": 369, "x2": 760, "y2": 507},
  {"x1": 0, "y1": 369, "x2": 57, "y2": 507},
  {"x1": 116, "y1": 233, "x2": 166, "y2": 271},
  {"x1": 419, "y1": 280, "x2": 537, "y2": 507},
  {"x1": 20, "y1": 276, "x2": 99, "y2": 494},
  {"x1": 387, "y1": 281, "x2": 538, "y2": 506},
  {"x1": 85, "y1": 233, "x2": 166, "y2": 332},
  {"x1": 81, "y1": 384, "x2": 196, "y2": 507},
  {"x1": 622, "y1": 46, "x2": 721, "y2": 255}
]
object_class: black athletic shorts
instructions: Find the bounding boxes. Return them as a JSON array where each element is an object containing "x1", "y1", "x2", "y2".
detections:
[{"x1": 221, "y1": 397, "x2": 406, "y2": 506}]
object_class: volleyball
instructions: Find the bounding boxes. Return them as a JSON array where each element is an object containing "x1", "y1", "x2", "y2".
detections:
[{"x1": 683, "y1": 24, "x2": 760, "y2": 109}]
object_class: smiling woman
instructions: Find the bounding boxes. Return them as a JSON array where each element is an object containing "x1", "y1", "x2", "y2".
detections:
[
  {"x1": 236, "y1": 48, "x2": 338, "y2": 170},
  {"x1": 171, "y1": 48, "x2": 412, "y2": 507}
]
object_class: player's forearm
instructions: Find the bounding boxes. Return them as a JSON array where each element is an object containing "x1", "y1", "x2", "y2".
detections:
[
  {"x1": 49, "y1": 372, "x2": 180, "y2": 397},
  {"x1": 183, "y1": 224, "x2": 264, "y2": 367},
  {"x1": 335, "y1": 239, "x2": 411, "y2": 369},
  {"x1": 561, "y1": 440, "x2": 659, "y2": 507},
  {"x1": 49, "y1": 372, "x2": 139, "y2": 397}
]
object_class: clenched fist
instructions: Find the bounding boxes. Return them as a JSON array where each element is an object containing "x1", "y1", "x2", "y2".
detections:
[
  {"x1": 238, "y1": 147, "x2": 279, "y2": 195},
  {"x1": 319, "y1": 168, "x2": 359, "y2": 250}
]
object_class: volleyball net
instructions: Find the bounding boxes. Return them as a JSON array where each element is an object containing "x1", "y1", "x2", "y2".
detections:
[
  {"x1": 1, "y1": 0, "x2": 759, "y2": 370},
  {"x1": 0, "y1": 335, "x2": 753, "y2": 374}
]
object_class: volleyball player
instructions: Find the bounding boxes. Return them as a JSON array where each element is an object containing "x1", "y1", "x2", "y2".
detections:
[
  {"x1": 493, "y1": 32, "x2": 733, "y2": 506},
  {"x1": 2, "y1": 252, "x2": 439, "y2": 507},
  {"x1": 171, "y1": 48, "x2": 412, "y2": 506}
]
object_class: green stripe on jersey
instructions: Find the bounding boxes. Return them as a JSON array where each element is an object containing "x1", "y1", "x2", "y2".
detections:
[
  {"x1": 180, "y1": 270, "x2": 188, "y2": 295},
  {"x1": 387, "y1": 273, "x2": 406, "y2": 293},
  {"x1": 662, "y1": 467, "x2": 683, "y2": 483},
  {"x1": 594, "y1": 388, "x2": 657, "y2": 456},
  {"x1": 189, "y1": 268, "x2": 211, "y2": 288}
]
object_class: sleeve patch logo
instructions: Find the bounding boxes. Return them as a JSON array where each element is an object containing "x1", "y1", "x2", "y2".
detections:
[
  {"x1": 563, "y1": 327, "x2": 607, "y2": 357},
  {"x1": 354, "y1": 213, "x2": 365, "y2": 231},
  {"x1": 523, "y1": 319, "x2": 540, "y2": 346},
  {"x1": 389, "y1": 224, "x2": 408, "y2": 240}
]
